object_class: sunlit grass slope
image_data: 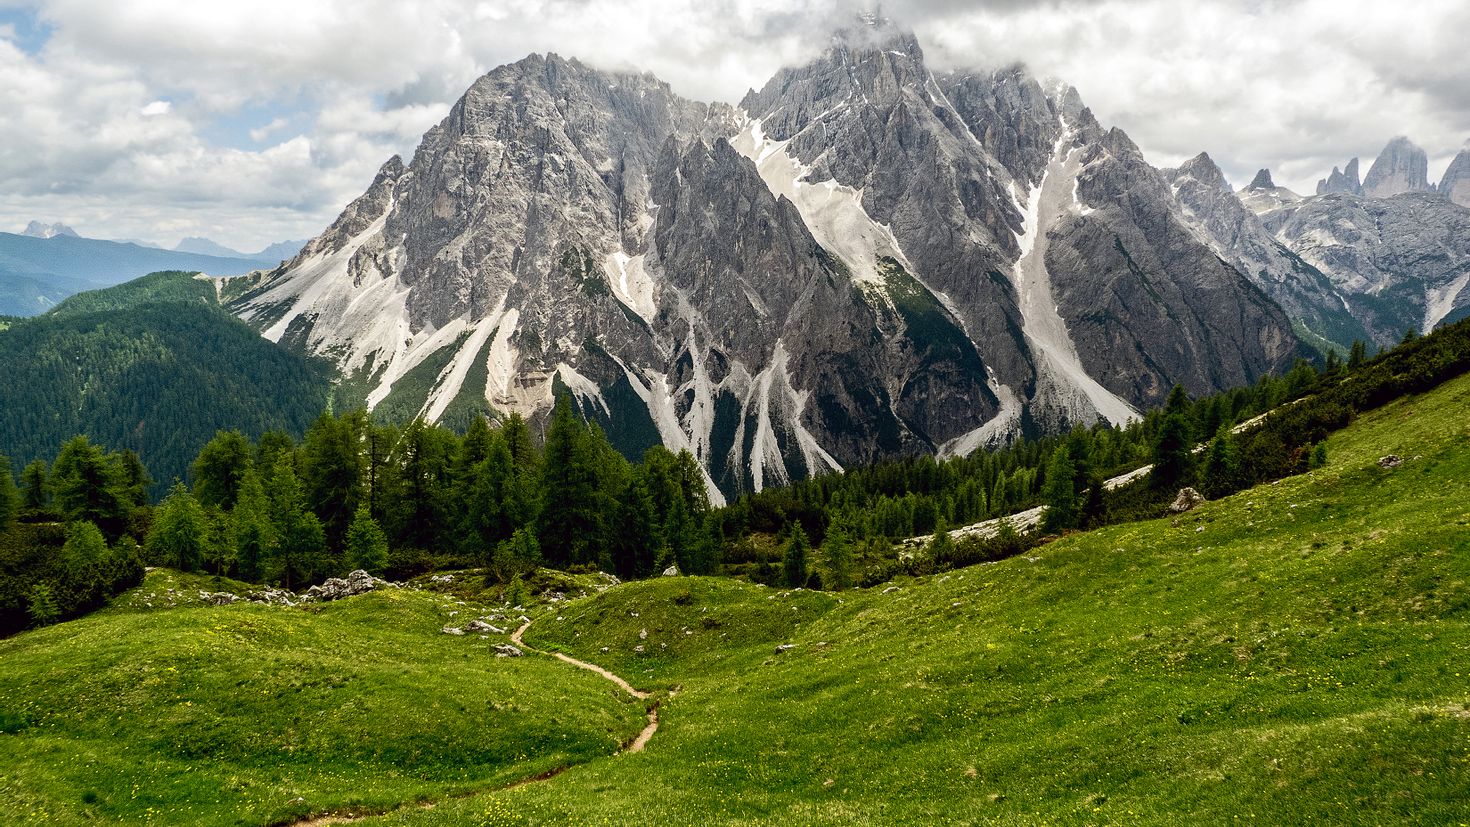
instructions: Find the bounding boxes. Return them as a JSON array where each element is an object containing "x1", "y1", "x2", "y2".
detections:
[
  {"x1": 0, "y1": 576, "x2": 646, "y2": 826},
  {"x1": 394, "y1": 372, "x2": 1470, "y2": 825}
]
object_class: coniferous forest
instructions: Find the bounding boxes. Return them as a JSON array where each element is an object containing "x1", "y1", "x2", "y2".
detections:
[{"x1": 5, "y1": 313, "x2": 1468, "y2": 636}]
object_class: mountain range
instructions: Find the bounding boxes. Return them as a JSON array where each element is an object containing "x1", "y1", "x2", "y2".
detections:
[
  {"x1": 0, "y1": 229, "x2": 301, "y2": 317},
  {"x1": 223, "y1": 17, "x2": 1470, "y2": 499}
]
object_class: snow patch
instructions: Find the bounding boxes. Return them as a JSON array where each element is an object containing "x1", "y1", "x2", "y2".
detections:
[
  {"x1": 602, "y1": 251, "x2": 657, "y2": 323},
  {"x1": 1011, "y1": 133, "x2": 1138, "y2": 427},
  {"x1": 422, "y1": 301, "x2": 506, "y2": 422},
  {"x1": 731, "y1": 116, "x2": 911, "y2": 287},
  {"x1": 1425, "y1": 271, "x2": 1470, "y2": 332}
]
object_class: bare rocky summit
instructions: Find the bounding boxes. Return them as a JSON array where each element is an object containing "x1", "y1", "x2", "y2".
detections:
[{"x1": 226, "y1": 18, "x2": 1330, "y2": 499}]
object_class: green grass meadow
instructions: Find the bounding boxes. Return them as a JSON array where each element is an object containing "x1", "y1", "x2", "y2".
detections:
[{"x1": 2, "y1": 373, "x2": 1469, "y2": 825}]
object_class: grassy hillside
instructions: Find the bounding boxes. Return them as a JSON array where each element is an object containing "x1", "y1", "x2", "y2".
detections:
[
  {"x1": 0, "y1": 271, "x2": 331, "y2": 491},
  {"x1": 399, "y1": 370, "x2": 1470, "y2": 825},
  {"x1": 1, "y1": 370, "x2": 1465, "y2": 825},
  {"x1": 0, "y1": 571, "x2": 646, "y2": 825}
]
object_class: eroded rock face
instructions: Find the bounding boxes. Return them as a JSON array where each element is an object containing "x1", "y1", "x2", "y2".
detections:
[
  {"x1": 1440, "y1": 150, "x2": 1470, "y2": 209},
  {"x1": 1363, "y1": 137, "x2": 1431, "y2": 198},
  {"x1": 1169, "y1": 154, "x2": 1369, "y2": 353},
  {"x1": 1262, "y1": 193, "x2": 1470, "y2": 342},
  {"x1": 229, "y1": 19, "x2": 1302, "y2": 499},
  {"x1": 1317, "y1": 158, "x2": 1363, "y2": 196}
]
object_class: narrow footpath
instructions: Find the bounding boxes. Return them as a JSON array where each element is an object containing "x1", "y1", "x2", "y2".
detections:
[{"x1": 289, "y1": 615, "x2": 660, "y2": 827}]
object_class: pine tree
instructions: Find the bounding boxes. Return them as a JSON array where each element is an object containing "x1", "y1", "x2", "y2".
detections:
[
  {"x1": 20, "y1": 459, "x2": 50, "y2": 515},
  {"x1": 201, "y1": 508, "x2": 236, "y2": 576},
  {"x1": 230, "y1": 467, "x2": 275, "y2": 583},
  {"x1": 113, "y1": 450, "x2": 152, "y2": 511},
  {"x1": 491, "y1": 527, "x2": 541, "y2": 583},
  {"x1": 1151, "y1": 386, "x2": 1196, "y2": 493},
  {"x1": 265, "y1": 459, "x2": 326, "y2": 589},
  {"x1": 538, "y1": 395, "x2": 604, "y2": 568},
  {"x1": 300, "y1": 412, "x2": 364, "y2": 551},
  {"x1": 1042, "y1": 446, "x2": 1078, "y2": 532},
  {"x1": 51, "y1": 436, "x2": 128, "y2": 535},
  {"x1": 0, "y1": 454, "x2": 16, "y2": 533},
  {"x1": 466, "y1": 435, "x2": 519, "y2": 555},
  {"x1": 344, "y1": 504, "x2": 390, "y2": 575},
  {"x1": 147, "y1": 482, "x2": 207, "y2": 572},
  {"x1": 927, "y1": 517, "x2": 955, "y2": 562},
  {"x1": 61, "y1": 521, "x2": 109, "y2": 590},
  {"x1": 1199, "y1": 427, "x2": 1243, "y2": 499},
  {"x1": 192, "y1": 430, "x2": 253, "y2": 510},
  {"x1": 782, "y1": 525, "x2": 810, "y2": 588},
  {"x1": 822, "y1": 521, "x2": 854, "y2": 591},
  {"x1": 27, "y1": 582, "x2": 60, "y2": 627},
  {"x1": 1080, "y1": 472, "x2": 1106, "y2": 529},
  {"x1": 610, "y1": 472, "x2": 661, "y2": 579},
  {"x1": 1348, "y1": 339, "x2": 1367, "y2": 371}
]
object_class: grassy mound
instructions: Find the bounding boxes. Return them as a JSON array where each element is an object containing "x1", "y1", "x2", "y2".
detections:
[
  {"x1": 0, "y1": 574, "x2": 646, "y2": 826},
  {"x1": 385, "y1": 372, "x2": 1470, "y2": 825}
]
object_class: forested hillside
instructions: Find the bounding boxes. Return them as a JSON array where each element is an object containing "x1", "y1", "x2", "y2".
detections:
[{"x1": 0, "y1": 272, "x2": 331, "y2": 491}]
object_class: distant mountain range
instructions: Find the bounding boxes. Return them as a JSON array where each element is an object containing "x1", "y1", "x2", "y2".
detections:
[
  {"x1": 0, "y1": 228, "x2": 304, "y2": 317},
  {"x1": 173, "y1": 236, "x2": 308, "y2": 262}
]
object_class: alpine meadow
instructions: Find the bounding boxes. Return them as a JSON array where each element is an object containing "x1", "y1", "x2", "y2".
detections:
[{"x1": 2, "y1": 5, "x2": 1468, "y2": 826}]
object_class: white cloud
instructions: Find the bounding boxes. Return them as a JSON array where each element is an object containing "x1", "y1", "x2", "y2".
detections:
[{"x1": 1, "y1": 0, "x2": 1467, "y2": 250}]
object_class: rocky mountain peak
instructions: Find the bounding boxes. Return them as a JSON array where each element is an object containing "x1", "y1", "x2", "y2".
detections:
[
  {"x1": 21, "y1": 221, "x2": 78, "y2": 239},
  {"x1": 1176, "y1": 152, "x2": 1231, "y2": 191},
  {"x1": 1245, "y1": 169, "x2": 1276, "y2": 191},
  {"x1": 1316, "y1": 156, "x2": 1363, "y2": 195},
  {"x1": 1439, "y1": 147, "x2": 1470, "y2": 208},
  {"x1": 1363, "y1": 136, "x2": 1430, "y2": 197}
]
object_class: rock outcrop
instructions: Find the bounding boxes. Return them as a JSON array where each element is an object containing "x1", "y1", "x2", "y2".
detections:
[
  {"x1": 1362, "y1": 137, "x2": 1431, "y2": 198},
  {"x1": 1316, "y1": 158, "x2": 1363, "y2": 196},
  {"x1": 1440, "y1": 149, "x2": 1470, "y2": 209}
]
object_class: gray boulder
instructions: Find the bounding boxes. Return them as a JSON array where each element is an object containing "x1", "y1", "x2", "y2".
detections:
[
  {"x1": 1168, "y1": 487, "x2": 1206, "y2": 513},
  {"x1": 302, "y1": 570, "x2": 388, "y2": 602},
  {"x1": 494, "y1": 644, "x2": 524, "y2": 657},
  {"x1": 1378, "y1": 454, "x2": 1403, "y2": 469}
]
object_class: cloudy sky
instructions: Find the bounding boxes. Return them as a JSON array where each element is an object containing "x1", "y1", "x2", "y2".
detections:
[{"x1": 2, "y1": 0, "x2": 1467, "y2": 252}]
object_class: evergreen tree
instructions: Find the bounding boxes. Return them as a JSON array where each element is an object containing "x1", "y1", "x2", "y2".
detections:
[
  {"x1": 201, "y1": 508, "x2": 236, "y2": 576},
  {"x1": 230, "y1": 466, "x2": 274, "y2": 583},
  {"x1": 1042, "y1": 447, "x2": 1078, "y2": 532},
  {"x1": 610, "y1": 472, "x2": 661, "y2": 579},
  {"x1": 822, "y1": 521, "x2": 854, "y2": 591},
  {"x1": 1151, "y1": 386, "x2": 1196, "y2": 493},
  {"x1": 1080, "y1": 472, "x2": 1106, "y2": 529},
  {"x1": 385, "y1": 420, "x2": 453, "y2": 551},
  {"x1": 192, "y1": 430, "x2": 253, "y2": 510},
  {"x1": 491, "y1": 527, "x2": 541, "y2": 583},
  {"x1": 27, "y1": 582, "x2": 60, "y2": 627},
  {"x1": 1323, "y1": 348, "x2": 1342, "y2": 376},
  {"x1": 147, "y1": 482, "x2": 207, "y2": 572},
  {"x1": 0, "y1": 455, "x2": 16, "y2": 533},
  {"x1": 782, "y1": 524, "x2": 810, "y2": 588},
  {"x1": 1348, "y1": 339, "x2": 1367, "y2": 371},
  {"x1": 113, "y1": 450, "x2": 152, "y2": 510},
  {"x1": 538, "y1": 395, "x2": 605, "y2": 568},
  {"x1": 465, "y1": 435, "x2": 519, "y2": 554},
  {"x1": 1199, "y1": 427, "x2": 1244, "y2": 499},
  {"x1": 265, "y1": 459, "x2": 326, "y2": 589},
  {"x1": 61, "y1": 520, "x2": 108, "y2": 586},
  {"x1": 344, "y1": 504, "x2": 390, "y2": 575},
  {"x1": 51, "y1": 436, "x2": 128, "y2": 535},
  {"x1": 927, "y1": 517, "x2": 955, "y2": 562},
  {"x1": 300, "y1": 412, "x2": 364, "y2": 551},
  {"x1": 20, "y1": 459, "x2": 50, "y2": 515}
]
